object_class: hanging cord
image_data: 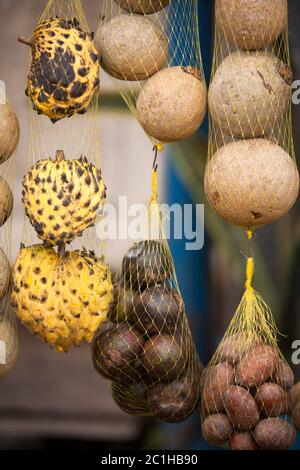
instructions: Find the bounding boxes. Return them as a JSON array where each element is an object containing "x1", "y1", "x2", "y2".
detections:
[
  {"x1": 150, "y1": 145, "x2": 159, "y2": 204},
  {"x1": 245, "y1": 257, "x2": 254, "y2": 291}
]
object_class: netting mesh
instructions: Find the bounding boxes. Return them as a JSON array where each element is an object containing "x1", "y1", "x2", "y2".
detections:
[
  {"x1": 201, "y1": 257, "x2": 296, "y2": 450},
  {"x1": 205, "y1": 0, "x2": 299, "y2": 232},
  {"x1": 96, "y1": 0, "x2": 207, "y2": 146},
  {"x1": 11, "y1": 0, "x2": 114, "y2": 353},
  {"x1": 0, "y1": 84, "x2": 19, "y2": 380},
  {"x1": 92, "y1": 169, "x2": 203, "y2": 422}
]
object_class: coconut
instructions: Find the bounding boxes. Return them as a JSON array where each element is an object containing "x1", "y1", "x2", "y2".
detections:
[
  {"x1": 205, "y1": 139, "x2": 299, "y2": 229},
  {"x1": 0, "y1": 103, "x2": 20, "y2": 163},
  {"x1": 0, "y1": 249, "x2": 11, "y2": 300},
  {"x1": 114, "y1": 0, "x2": 170, "y2": 14},
  {"x1": 208, "y1": 52, "x2": 292, "y2": 139},
  {"x1": 215, "y1": 0, "x2": 287, "y2": 50},
  {"x1": 136, "y1": 66, "x2": 207, "y2": 142},
  {"x1": 0, "y1": 319, "x2": 18, "y2": 381},
  {"x1": 95, "y1": 15, "x2": 168, "y2": 81},
  {"x1": 0, "y1": 177, "x2": 13, "y2": 228}
]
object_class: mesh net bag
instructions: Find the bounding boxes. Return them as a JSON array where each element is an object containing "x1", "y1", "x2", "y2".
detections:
[
  {"x1": 11, "y1": 1, "x2": 114, "y2": 353},
  {"x1": 95, "y1": 0, "x2": 207, "y2": 146},
  {"x1": 0, "y1": 82, "x2": 19, "y2": 380},
  {"x1": 201, "y1": 257, "x2": 296, "y2": 450},
  {"x1": 91, "y1": 168, "x2": 203, "y2": 422},
  {"x1": 205, "y1": 0, "x2": 299, "y2": 234}
]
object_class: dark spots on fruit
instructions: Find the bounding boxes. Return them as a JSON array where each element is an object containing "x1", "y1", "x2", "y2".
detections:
[
  {"x1": 34, "y1": 267, "x2": 41, "y2": 274},
  {"x1": 52, "y1": 183, "x2": 57, "y2": 192},
  {"x1": 38, "y1": 209, "x2": 44, "y2": 216},
  {"x1": 60, "y1": 232, "x2": 67, "y2": 239},
  {"x1": 78, "y1": 262, "x2": 83, "y2": 270},
  {"x1": 53, "y1": 87, "x2": 68, "y2": 101},
  {"x1": 68, "y1": 183, "x2": 74, "y2": 192},
  {"x1": 56, "y1": 46, "x2": 64, "y2": 54},
  {"x1": 90, "y1": 52, "x2": 98, "y2": 63},
  {"x1": 49, "y1": 215, "x2": 54, "y2": 220},
  {"x1": 64, "y1": 33, "x2": 70, "y2": 39},
  {"x1": 70, "y1": 81, "x2": 87, "y2": 98},
  {"x1": 34, "y1": 176, "x2": 41, "y2": 185},
  {"x1": 60, "y1": 65, "x2": 75, "y2": 87},
  {"x1": 53, "y1": 224, "x2": 60, "y2": 230},
  {"x1": 18, "y1": 265, "x2": 22, "y2": 272},
  {"x1": 49, "y1": 233, "x2": 56, "y2": 241},
  {"x1": 47, "y1": 199, "x2": 53, "y2": 205},
  {"x1": 72, "y1": 289, "x2": 76, "y2": 295},
  {"x1": 76, "y1": 216, "x2": 82, "y2": 222},
  {"x1": 30, "y1": 188, "x2": 35, "y2": 194},
  {"x1": 78, "y1": 67, "x2": 88, "y2": 77},
  {"x1": 47, "y1": 176, "x2": 52, "y2": 183},
  {"x1": 79, "y1": 32, "x2": 86, "y2": 40},
  {"x1": 34, "y1": 222, "x2": 44, "y2": 235},
  {"x1": 41, "y1": 296, "x2": 47, "y2": 303},
  {"x1": 76, "y1": 191, "x2": 82, "y2": 200},
  {"x1": 57, "y1": 191, "x2": 63, "y2": 200},
  {"x1": 74, "y1": 313, "x2": 80, "y2": 318},
  {"x1": 49, "y1": 31, "x2": 55, "y2": 37},
  {"x1": 57, "y1": 39, "x2": 64, "y2": 46},
  {"x1": 84, "y1": 199, "x2": 91, "y2": 208},
  {"x1": 251, "y1": 211, "x2": 262, "y2": 220},
  {"x1": 41, "y1": 188, "x2": 46, "y2": 194},
  {"x1": 61, "y1": 173, "x2": 67, "y2": 183},
  {"x1": 85, "y1": 175, "x2": 91, "y2": 185},
  {"x1": 54, "y1": 205, "x2": 59, "y2": 211},
  {"x1": 75, "y1": 43, "x2": 82, "y2": 51},
  {"x1": 41, "y1": 277, "x2": 47, "y2": 284}
]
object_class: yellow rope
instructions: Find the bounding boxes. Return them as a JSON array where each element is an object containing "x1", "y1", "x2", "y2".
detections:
[{"x1": 150, "y1": 169, "x2": 158, "y2": 205}]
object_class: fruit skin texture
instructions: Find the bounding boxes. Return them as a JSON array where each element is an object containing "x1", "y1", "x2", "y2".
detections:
[
  {"x1": 114, "y1": 0, "x2": 170, "y2": 14},
  {"x1": 0, "y1": 177, "x2": 13, "y2": 228},
  {"x1": 136, "y1": 66, "x2": 207, "y2": 143},
  {"x1": 223, "y1": 385, "x2": 260, "y2": 431},
  {"x1": 131, "y1": 285, "x2": 183, "y2": 336},
  {"x1": 235, "y1": 345, "x2": 279, "y2": 388},
  {"x1": 0, "y1": 103, "x2": 20, "y2": 163},
  {"x1": 273, "y1": 359, "x2": 294, "y2": 390},
  {"x1": 202, "y1": 414, "x2": 233, "y2": 446},
  {"x1": 292, "y1": 402, "x2": 300, "y2": 431},
  {"x1": 291, "y1": 382, "x2": 300, "y2": 407},
  {"x1": 215, "y1": 0, "x2": 287, "y2": 50},
  {"x1": 26, "y1": 18, "x2": 99, "y2": 122},
  {"x1": 0, "y1": 319, "x2": 18, "y2": 381},
  {"x1": 11, "y1": 244, "x2": 113, "y2": 352},
  {"x1": 230, "y1": 432, "x2": 259, "y2": 451},
  {"x1": 122, "y1": 240, "x2": 173, "y2": 290},
  {"x1": 0, "y1": 248, "x2": 11, "y2": 300},
  {"x1": 255, "y1": 382, "x2": 288, "y2": 417},
  {"x1": 111, "y1": 381, "x2": 151, "y2": 416},
  {"x1": 95, "y1": 15, "x2": 168, "y2": 81},
  {"x1": 22, "y1": 152, "x2": 106, "y2": 246},
  {"x1": 208, "y1": 52, "x2": 292, "y2": 139},
  {"x1": 92, "y1": 322, "x2": 144, "y2": 384},
  {"x1": 142, "y1": 334, "x2": 185, "y2": 382},
  {"x1": 147, "y1": 376, "x2": 200, "y2": 423},
  {"x1": 202, "y1": 363, "x2": 234, "y2": 413},
  {"x1": 254, "y1": 418, "x2": 296, "y2": 450},
  {"x1": 205, "y1": 139, "x2": 299, "y2": 229}
]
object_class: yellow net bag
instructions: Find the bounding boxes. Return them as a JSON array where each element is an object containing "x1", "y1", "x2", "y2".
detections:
[
  {"x1": 96, "y1": 0, "x2": 207, "y2": 146},
  {"x1": 11, "y1": 0, "x2": 114, "y2": 354},
  {"x1": 91, "y1": 167, "x2": 203, "y2": 422},
  {"x1": 205, "y1": 0, "x2": 299, "y2": 234},
  {"x1": 0, "y1": 83, "x2": 19, "y2": 380},
  {"x1": 201, "y1": 257, "x2": 296, "y2": 450}
]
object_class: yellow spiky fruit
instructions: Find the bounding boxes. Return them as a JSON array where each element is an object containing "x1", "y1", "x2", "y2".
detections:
[
  {"x1": 22, "y1": 18, "x2": 99, "y2": 122},
  {"x1": 22, "y1": 150, "x2": 106, "y2": 246},
  {"x1": 11, "y1": 244, "x2": 114, "y2": 352}
]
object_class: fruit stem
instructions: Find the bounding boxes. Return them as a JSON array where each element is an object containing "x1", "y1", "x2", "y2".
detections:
[
  {"x1": 56, "y1": 150, "x2": 65, "y2": 161},
  {"x1": 18, "y1": 36, "x2": 33, "y2": 47}
]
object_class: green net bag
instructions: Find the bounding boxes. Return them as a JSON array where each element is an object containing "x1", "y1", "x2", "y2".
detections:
[
  {"x1": 11, "y1": 1, "x2": 114, "y2": 353},
  {"x1": 0, "y1": 82, "x2": 19, "y2": 380},
  {"x1": 95, "y1": 0, "x2": 207, "y2": 147},
  {"x1": 91, "y1": 168, "x2": 203, "y2": 422},
  {"x1": 201, "y1": 257, "x2": 296, "y2": 450},
  {"x1": 205, "y1": 0, "x2": 299, "y2": 236}
]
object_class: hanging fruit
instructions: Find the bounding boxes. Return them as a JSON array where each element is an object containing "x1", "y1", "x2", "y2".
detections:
[
  {"x1": 114, "y1": 0, "x2": 170, "y2": 14},
  {"x1": 0, "y1": 100, "x2": 20, "y2": 163},
  {"x1": 0, "y1": 248, "x2": 11, "y2": 300},
  {"x1": 0, "y1": 176, "x2": 13, "y2": 228}
]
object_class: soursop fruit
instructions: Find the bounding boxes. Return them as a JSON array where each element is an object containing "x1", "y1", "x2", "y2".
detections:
[
  {"x1": 11, "y1": 244, "x2": 114, "y2": 352},
  {"x1": 22, "y1": 150, "x2": 106, "y2": 246},
  {"x1": 23, "y1": 18, "x2": 99, "y2": 122}
]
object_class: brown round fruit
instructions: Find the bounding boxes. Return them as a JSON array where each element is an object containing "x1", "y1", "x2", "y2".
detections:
[
  {"x1": 291, "y1": 382, "x2": 300, "y2": 407},
  {"x1": 91, "y1": 322, "x2": 144, "y2": 384},
  {"x1": 110, "y1": 286, "x2": 137, "y2": 323},
  {"x1": 147, "y1": 375, "x2": 199, "y2": 423},
  {"x1": 202, "y1": 414, "x2": 233, "y2": 447},
  {"x1": 273, "y1": 359, "x2": 294, "y2": 390},
  {"x1": 0, "y1": 319, "x2": 18, "y2": 381},
  {"x1": 131, "y1": 285, "x2": 183, "y2": 335},
  {"x1": 114, "y1": 0, "x2": 170, "y2": 14},
  {"x1": 202, "y1": 363, "x2": 234, "y2": 413},
  {"x1": 122, "y1": 240, "x2": 173, "y2": 290},
  {"x1": 111, "y1": 381, "x2": 151, "y2": 416},
  {"x1": 205, "y1": 139, "x2": 299, "y2": 229},
  {"x1": 215, "y1": 0, "x2": 287, "y2": 50},
  {"x1": 142, "y1": 334, "x2": 185, "y2": 382},
  {"x1": 136, "y1": 66, "x2": 207, "y2": 143},
  {"x1": 0, "y1": 248, "x2": 11, "y2": 301},
  {"x1": 0, "y1": 177, "x2": 13, "y2": 228},
  {"x1": 235, "y1": 345, "x2": 279, "y2": 388},
  {"x1": 223, "y1": 385, "x2": 260, "y2": 431},
  {"x1": 292, "y1": 402, "x2": 300, "y2": 431},
  {"x1": 254, "y1": 418, "x2": 296, "y2": 450},
  {"x1": 230, "y1": 431, "x2": 259, "y2": 451},
  {"x1": 255, "y1": 382, "x2": 288, "y2": 417},
  {"x1": 208, "y1": 52, "x2": 292, "y2": 139},
  {"x1": 0, "y1": 103, "x2": 20, "y2": 163},
  {"x1": 217, "y1": 333, "x2": 258, "y2": 366},
  {"x1": 95, "y1": 15, "x2": 168, "y2": 81}
]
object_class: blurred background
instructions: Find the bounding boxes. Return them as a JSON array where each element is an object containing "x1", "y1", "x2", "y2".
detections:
[{"x1": 0, "y1": 0, "x2": 300, "y2": 450}]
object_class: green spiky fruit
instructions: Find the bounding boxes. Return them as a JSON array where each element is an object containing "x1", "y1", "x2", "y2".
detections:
[
  {"x1": 22, "y1": 18, "x2": 99, "y2": 122},
  {"x1": 22, "y1": 150, "x2": 106, "y2": 246},
  {"x1": 11, "y1": 244, "x2": 114, "y2": 352}
]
